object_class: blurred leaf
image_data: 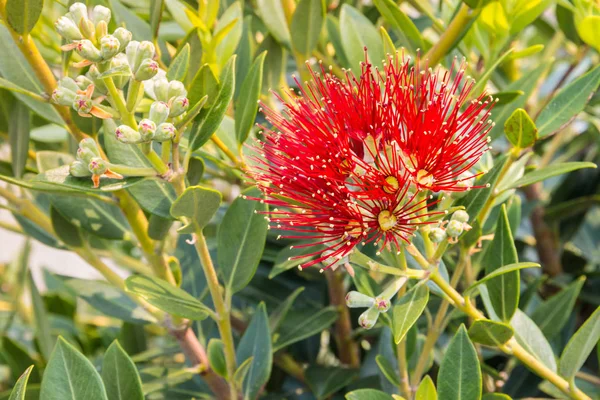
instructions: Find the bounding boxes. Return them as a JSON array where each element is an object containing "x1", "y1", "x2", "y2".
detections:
[
  {"x1": 207, "y1": 339, "x2": 227, "y2": 377},
  {"x1": 373, "y1": 0, "x2": 425, "y2": 53},
  {"x1": 40, "y1": 337, "x2": 108, "y2": 400},
  {"x1": 189, "y1": 64, "x2": 219, "y2": 107},
  {"x1": 511, "y1": 309, "x2": 557, "y2": 372},
  {"x1": 149, "y1": 0, "x2": 165, "y2": 39},
  {"x1": 167, "y1": 43, "x2": 190, "y2": 81},
  {"x1": 175, "y1": 235, "x2": 208, "y2": 299},
  {"x1": 218, "y1": 187, "x2": 268, "y2": 293},
  {"x1": 545, "y1": 195, "x2": 600, "y2": 221},
  {"x1": 8, "y1": 102, "x2": 29, "y2": 179},
  {"x1": 50, "y1": 206, "x2": 82, "y2": 247},
  {"x1": 29, "y1": 271, "x2": 54, "y2": 363},
  {"x1": 235, "y1": 16, "x2": 254, "y2": 100},
  {"x1": 109, "y1": 0, "x2": 152, "y2": 40},
  {"x1": 256, "y1": 0, "x2": 291, "y2": 47},
  {"x1": 504, "y1": 108, "x2": 537, "y2": 148},
  {"x1": 492, "y1": 91, "x2": 524, "y2": 105},
  {"x1": 125, "y1": 275, "x2": 211, "y2": 320},
  {"x1": 559, "y1": 306, "x2": 600, "y2": 380},
  {"x1": 236, "y1": 303, "x2": 272, "y2": 400},
  {"x1": 273, "y1": 307, "x2": 338, "y2": 351},
  {"x1": 509, "y1": 0, "x2": 552, "y2": 34},
  {"x1": 235, "y1": 51, "x2": 266, "y2": 145},
  {"x1": 346, "y1": 389, "x2": 393, "y2": 400},
  {"x1": 170, "y1": 185, "x2": 221, "y2": 233},
  {"x1": 375, "y1": 355, "x2": 400, "y2": 386},
  {"x1": 326, "y1": 15, "x2": 350, "y2": 67},
  {"x1": 468, "y1": 319, "x2": 514, "y2": 346},
  {"x1": 505, "y1": 44, "x2": 544, "y2": 61},
  {"x1": 269, "y1": 287, "x2": 304, "y2": 332},
  {"x1": 482, "y1": 394, "x2": 511, "y2": 400},
  {"x1": 531, "y1": 277, "x2": 585, "y2": 339},
  {"x1": 102, "y1": 341, "x2": 144, "y2": 400},
  {"x1": 505, "y1": 162, "x2": 596, "y2": 191},
  {"x1": 536, "y1": 65, "x2": 600, "y2": 138},
  {"x1": 214, "y1": 2, "x2": 243, "y2": 70},
  {"x1": 556, "y1": 4, "x2": 581, "y2": 44},
  {"x1": 0, "y1": 337, "x2": 40, "y2": 384},
  {"x1": 8, "y1": 365, "x2": 34, "y2": 400},
  {"x1": 340, "y1": 5, "x2": 384, "y2": 70},
  {"x1": 415, "y1": 375, "x2": 437, "y2": 400},
  {"x1": 233, "y1": 357, "x2": 254, "y2": 390},
  {"x1": 5, "y1": 0, "x2": 42, "y2": 35},
  {"x1": 437, "y1": 325, "x2": 481, "y2": 400},
  {"x1": 291, "y1": 0, "x2": 325, "y2": 56},
  {"x1": 393, "y1": 284, "x2": 429, "y2": 344},
  {"x1": 578, "y1": 16, "x2": 600, "y2": 52},
  {"x1": 306, "y1": 366, "x2": 359, "y2": 399}
]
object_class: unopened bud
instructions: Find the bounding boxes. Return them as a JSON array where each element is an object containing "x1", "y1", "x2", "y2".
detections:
[
  {"x1": 51, "y1": 87, "x2": 76, "y2": 106},
  {"x1": 168, "y1": 80, "x2": 187, "y2": 99},
  {"x1": 75, "y1": 75, "x2": 94, "y2": 91},
  {"x1": 72, "y1": 94, "x2": 93, "y2": 114},
  {"x1": 78, "y1": 18, "x2": 96, "y2": 41},
  {"x1": 113, "y1": 27, "x2": 132, "y2": 52},
  {"x1": 451, "y1": 210, "x2": 469, "y2": 224},
  {"x1": 169, "y1": 96, "x2": 189, "y2": 117},
  {"x1": 346, "y1": 291, "x2": 375, "y2": 308},
  {"x1": 137, "y1": 41, "x2": 155, "y2": 63},
  {"x1": 374, "y1": 297, "x2": 391, "y2": 312},
  {"x1": 138, "y1": 119, "x2": 157, "y2": 141},
  {"x1": 59, "y1": 77, "x2": 80, "y2": 93},
  {"x1": 55, "y1": 16, "x2": 82, "y2": 41},
  {"x1": 75, "y1": 39, "x2": 102, "y2": 62},
  {"x1": 125, "y1": 40, "x2": 140, "y2": 69},
  {"x1": 69, "y1": 3, "x2": 88, "y2": 26},
  {"x1": 115, "y1": 125, "x2": 142, "y2": 144},
  {"x1": 446, "y1": 220, "x2": 464, "y2": 238},
  {"x1": 100, "y1": 35, "x2": 120, "y2": 60},
  {"x1": 429, "y1": 227, "x2": 447, "y2": 243},
  {"x1": 149, "y1": 101, "x2": 170, "y2": 124},
  {"x1": 88, "y1": 157, "x2": 107, "y2": 175},
  {"x1": 95, "y1": 20, "x2": 108, "y2": 39},
  {"x1": 153, "y1": 123, "x2": 176, "y2": 142},
  {"x1": 110, "y1": 54, "x2": 130, "y2": 89},
  {"x1": 153, "y1": 77, "x2": 169, "y2": 101},
  {"x1": 358, "y1": 307, "x2": 380, "y2": 330},
  {"x1": 134, "y1": 58, "x2": 159, "y2": 81},
  {"x1": 77, "y1": 138, "x2": 101, "y2": 162},
  {"x1": 91, "y1": 5, "x2": 111, "y2": 25},
  {"x1": 69, "y1": 160, "x2": 92, "y2": 177},
  {"x1": 86, "y1": 66, "x2": 107, "y2": 92}
]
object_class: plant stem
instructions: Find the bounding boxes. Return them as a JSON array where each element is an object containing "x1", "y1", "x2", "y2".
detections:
[
  {"x1": 126, "y1": 79, "x2": 143, "y2": 112},
  {"x1": 394, "y1": 252, "x2": 412, "y2": 399},
  {"x1": 107, "y1": 163, "x2": 158, "y2": 177},
  {"x1": 423, "y1": 4, "x2": 474, "y2": 66},
  {"x1": 102, "y1": 76, "x2": 138, "y2": 129},
  {"x1": 211, "y1": 135, "x2": 243, "y2": 168},
  {"x1": 194, "y1": 232, "x2": 237, "y2": 400}
]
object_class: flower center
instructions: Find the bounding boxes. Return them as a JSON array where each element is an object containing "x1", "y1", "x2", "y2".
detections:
[
  {"x1": 344, "y1": 220, "x2": 362, "y2": 238},
  {"x1": 383, "y1": 175, "x2": 399, "y2": 194},
  {"x1": 377, "y1": 210, "x2": 397, "y2": 231},
  {"x1": 416, "y1": 169, "x2": 434, "y2": 186}
]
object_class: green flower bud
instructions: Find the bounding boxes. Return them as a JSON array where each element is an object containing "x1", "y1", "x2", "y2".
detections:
[
  {"x1": 69, "y1": 3, "x2": 88, "y2": 26},
  {"x1": 113, "y1": 27, "x2": 132, "y2": 52},
  {"x1": 91, "y1": 5, "x2": 111, "y2": 25},
  {"x1": 109, "y1": 54, "x2": 130, "y2": 89},
  {"x1": 374, "y1": 297, "x2": 391, "y2": 312},
  {"x1": 86, "y1": 65, "x2": 107, "y2": 93},
  {"x1": 137, "y1": 41, "x2": 155, "y2": 63},
  {"x1": 138, "y1": 119, "x2": 157, "y2": 142},
  {"x1": 446, "y1": 220, "x2": 464, "y2": 238},
  {"x1": 358, "y1": 307, "x2": 380, "y2": 330},
  {"x1": 74, "y1": 39, "x2": 102, "y2": 62},
  {"x1": 451, "y1": 210, "x2": 469, "y2": 224},
  {"x1": 134, "y1": 58, "x2": 159, "y2": 81},
  {"x1": 75, "y1": 75, "x2": 94, "y2": 91},
  {"x1": 153, "y1": 123, "x2": 176, "y2": 142},
  {"x1": 115, "y1": 125, "x2": 142, "y2": 144},
  {"x1": 149, "y1": 101, "x2": 170, "y2": 125},
  {"x1": 345, "y1": 291, "x2": 375, "y2": 308},
  {"x1": 78, "y1": 138, "x2": 101, "y2": 160},
  {"x1": 55, "y1": 16, "x2": 82, "y2": 41},
  {"x1": 69, "y1": 160, "x2": 92, "y2": 177},
  {"x1": 78, "y1": 17, "x2": 96, "y2": 41},
  {"x1": 72, "y1": 94, "x2": 93, "y2": 114},
  {"x1": 100, "y1": 35, "x2": 120, "y2": 60},
  {"x1": 169, "y1": 96, "x2": 189, "y2": 117},
  {"x1": 153, "y1": 77, "x2": 169, "y2": 102},
  {"x1": 51, "y1": 87, "x2": 76, "y2": 106},
  {"x1": 58, "y1": 77, "x2": 80, "y2": 93},
  {"x1": 88, "y1": 157, "x2": 108, "y2": 175},
  {"x1": 429, "y1": 227, "x2": 447, "y2": 243},
  {"x1": 95, "y1": 20, "x2": 108, "y2": 39},
  {"x1": 125, "y1": 40, "x2": 140, "y2": 69},
  {"x1": 168, "y1": 80, "x2": 187, "y2": 99}
]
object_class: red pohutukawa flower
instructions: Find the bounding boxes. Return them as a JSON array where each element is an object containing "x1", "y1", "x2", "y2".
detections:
[{"x1": 245, "y1": 53, "x2": 493, "y2": 269}]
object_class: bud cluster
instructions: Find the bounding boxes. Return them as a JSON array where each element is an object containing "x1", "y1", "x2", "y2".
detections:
[
  {"x1": 428, "y1": 209, "x2": 472, "y2": 244},
  {"x1": 346, "y1": 277, "x2": 407, "y2": 329},
  {"x1": 69, "y1": 139, "x2": 122, "y2": 188},
  {"x1": 52, "y1": 78, "x2": 111, "y2": 119}
]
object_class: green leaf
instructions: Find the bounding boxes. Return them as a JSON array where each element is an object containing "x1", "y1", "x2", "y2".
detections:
[
  {"x1": 326, "y1": 15, "x2": 350, "y2": 67},
  {"x1": 5, "y1": 0, "x2": 42, "y2": 35},
  {"x1": 269, "y1": 241, "x2": 323, "y2": 278},
  {"x1": 102, "y1": 341, "x2": 143, "y2": 400},
  {"x1": 8, "y1": 365, "x2": 34, "y2": 400},
  {"x1": 233, "y1": 357, "x2": 254, "y2": 390},
  {"x1": 531, "y1": 277, "x2": 585, "y2": 339},
  {"x1": 189, "y1": 64, "x2": 220, "y2": 107},
  {"x1": 504, "y1": 108, "x2": 537, "y2": 148},
  {"x1": 492, "y1": 91, "x2": 524, "y2": 106},
  {"x1": 340, "y1": 5, "x2": 385, "y2": 70},
  {"x1": 33, "y1": 165, "x2": 144, "y2": 192},
  {"x1": 109, "y1": 0, "x2": 151, "y2": 40},
  {"x1": 504, "y1": 162, "x2": 597, "y2": 191},
  {"x1": 125, "y1": 275, "x2": 211, "y2": 320},
  {"x1": 437, "y1": 325, "x2": 481, "y2": 400},
  {"x1": 236, "y1": 303, "x2": 272, "y2": 400},
  {"x1": 50, "y1": 206, "x2": 83, "y2": 247},
  {"x1": 235, "y1": 51, "x2": 266, "y2": 145},
  {"x1": 214, "y1": 3, "x2": 243, "y2": 70},
  {"x1": 415, "y1": 375, "x2": 437, "y2": 400},
  {"x1": 372, "y1": 0, "x2": 424, "y2": 53},
  {"x1": 291, "y1": 0, "x2": 325, "y2": 56},
  {"x1": 536, "y1": 65, "x2": 600, "y2": 138},
  {"x1": 511, "y1": 309, "x2": 557, "y2": 372},
  {"x1": 8, "y1": 102, "x2": 29, "y2": 179},
  {"x1": 269, "y1": 287, "x2": 305, "y2": 332},
  {"x1": 170, "y1": 185, "x2": 222, "y2": 233},
  {"x1": 481, "y1": 205, "x2": 519, "y2": 322},
  {"x1": 392, "y1": 284, "x2": 429, "y2": 344},
  {"x1": 375, "y1": 355, "x2": 400, "y2": 386},
  {"x1": 189, "y1": 56, "x2": 236, "y2": 151},
  {"x1": 306, "y1": 366, "x2": 359, "y2": 399},
  {"x1": 482, "y1": 394, "x2": 512, "y2": 400},
  {"x1": 559, "y1": 306, "x2": 600, "y2": 380},
  {"x1": 207, "y1": 339, "x2": 227, "y2": 378},
  {"x1": 464, "y1": 262, "x2": 539, "y2": 296},
  {"x1": 1, "y1": 337, "x2": 40, "y2": 384},
  {"x1": 167, "y1": 43, "x2": 190, "y2": 81},
  {"x1": 218, "y1": 187, "x2": 268, "y2": 293},
  {"x1": 66, "y1": 278, "x2": 157, "y2": 325},
  {"x1": 40, "y1": 337, "x2": 108, "y2": 400},
  {"x1": 29, "y1": 271, "x2": 54, "y2": 362},
  {"x1": 468, "y1": 319, "x2": 514, "y2": 346},
  {"x1": 346, "y1": 389, "x2": 393, "y2": 400},
  {"x1": 149, "y1": 0, "x2": 164, "y2": 39},
  {"x1": 256, "y1": 0, "x2": 291, "y2": 47},
  {"x1": 273, "y1": 307, "x2": 338, "y2": 351}
]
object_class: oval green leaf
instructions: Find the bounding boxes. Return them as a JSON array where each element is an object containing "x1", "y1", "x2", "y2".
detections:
[
  {"x1": 468, "y1": 319, "x2": 514, "y2": 347},
  {"x1": 170, "y1": 185, "x2": 222, "y2": 233},
  {"x1": 504, "y1": 108, "x2": 537, "y2": 148},
  {"x1": 167, "y1": 43, "x2": 190, "y2": 81},
  {"x1": 505, "y1": 162, "x2": 597, "y2": 191},
  {"x1": 102, "y1": 341, "x2": 144, "y2": 400},
  {"x1": 437, "y1": 325, "x2": 481, "y2": 400},
  {"x1": 559, "y1": 306, "x2": 600, "y2": 380},
  {"x1": 291, "y1": 0, "x2": 325, "y2": 56},
  {"x1": 392, "y1": 283, "x2": 429, "y2": 344},
  {"x1": 235, "y1": 51, "x2": 266, "y2": 145},
  {"x1": 346, "y1": 389, "x2": 393, "y2": 400},
  {"x1": 8, "y1": 365, "x2": 34, "y2": 400},
  {"x1": 340, "y1": 5, "x2": 385, "y2": 70},
  {"x1": 415, "y1": 375, "x2": 437, "y2": 400},
  {"x1": 6, "y1": 0, "x2": 43, "y2": 35},
  {"x1": 511, "y1": 309, "x2": 557, "y2": 372}
]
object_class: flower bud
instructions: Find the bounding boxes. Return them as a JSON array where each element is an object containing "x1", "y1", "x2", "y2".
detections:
[
  {"x1": 110, "y1": 55, "x2": 130, "y2": 89},
  {"x1": 86, "y1": 65, "x2": 107, "y2": 93},
  {"x1": 358, "y1": 307, "x2": 380, "y2": 330},
  {"x1": 69, "y1": 160, "x2": 92, "y2": 177},
  {"x1": 75, "y1": 75, "x2": 94, "y2": 91},
  {"x1": 72, "y1": 94, "x2": 93, "y2": 114},
  {"x1": 168, "y1": 80, "x2": 187, "y2": 99},
  {"x1": 153, "y1": 77, "x2": 169, "y2": 102},
  {"x1": 149, "y1": 101, "x2": 170, "y2": 125},
  {"x1": 55, "y1": 16, "x2": 82, "y2": 41},
  {"x1": 78, "y1": 18, "x2": 96, "y2": 41},
  {"x1": 69, "y1": 3, "x2": 88, "y2": 26},
  {"x1": 113, "y1": 28, "x2": 132, "y2": 52},
  {"x1": 91, "y1": 5, "x2": 111, "y2": 25},
  {"x1": 59, "y1": 77, "x2": 80, "y2": 93},
  {"x1": 451, "y1": 210, "x2": 469, "y2": 224},
  {"x1": 446, "y1": 220, "x2": 464, "y2": 238},
  {"x1": 115, "y1": 125, "x2": 142, "y2": 144},
  {"x1": 153, "y1": 123, "x2": 176, "y2": 142},
  {"x1": 137, "y1": 41, "x2": 155, "y2": 63},
  {"x1": 95, "y1": 20, "x2": 108, "y2": 39},
  {"x1": 138, "y1": 119, "x2": 157, "y2": 141},
  {"x1": 345, "y1": 291, "x2": 375, "y2": 308},
  {"x1": 75, "y1": 39, "x2": 102, "y2": 62},
  {"x1": 125, "y1": 40, "x2": 140, "y2": 69},
  {"x1": 429, "y1": 227, "x2": 447, "y2": 243},
  {"x1": 77, "y1": 138, "x2": 101, "y2": 162},
  {"x1": 169, "y1": 96, "x2": 189, "y2": 117},
  {"x1": 374, "y1": 297, "x2": 391, "y2": 312},
  {"x1": 88, "y1": 157, "x2": 108, "y2": 175},
  {"x1": 134, "y1": 58, "x2": 159, "y2": 81},
  {"x1": 100, "y1": 35, "x2": 120, "y2": 60},
  {"x1": 51, "y1": 87, "x2": 76, "y2": 106}
]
